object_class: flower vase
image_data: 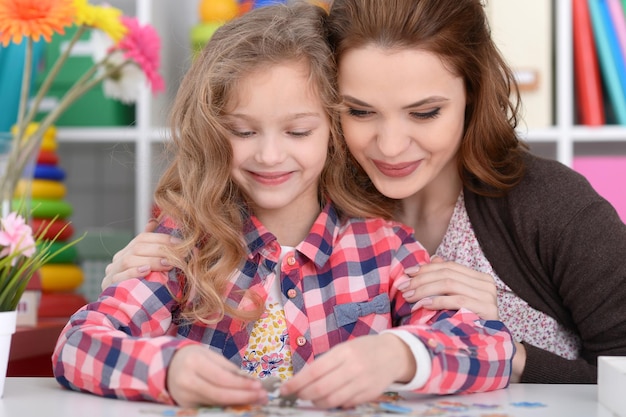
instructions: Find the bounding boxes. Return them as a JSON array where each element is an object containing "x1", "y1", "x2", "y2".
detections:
[{"x1": 0, "y1": 310, "x2": 17, "y2": 397}]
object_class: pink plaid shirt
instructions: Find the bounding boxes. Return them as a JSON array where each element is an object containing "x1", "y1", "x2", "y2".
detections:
[{"x1": 53, "y1": 203, "x2": 513, "y2": 404}]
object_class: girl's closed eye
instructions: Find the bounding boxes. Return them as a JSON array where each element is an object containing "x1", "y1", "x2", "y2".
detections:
[
  {"x1": 230, "y1": 129, "x2": 256, "y2": 138},
  {"x1": 288, "y1": 130, "x2": 313, "y2": 138},
  {"x1": 410, "y1": 107, "x2": 441, "y2": 120}
]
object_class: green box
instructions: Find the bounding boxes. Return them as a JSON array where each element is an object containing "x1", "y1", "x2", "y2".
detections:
[
  {"x1": 33, "y1": 82, "x2": 135, "y2": 127},
  {"x1": 33, "y1": 26, "x2": 136, "y2": 126},
  {"x1": 36, "y1": 26, "x2": 97, "y2": 85}
]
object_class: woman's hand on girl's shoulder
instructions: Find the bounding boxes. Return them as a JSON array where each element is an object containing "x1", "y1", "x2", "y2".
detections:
[
  {"x1": 400, "y1": 256, "x2": 499, "y2": 321},
  {"x1": 101, "y1": 220, "x2": 176, "y2": 291}
]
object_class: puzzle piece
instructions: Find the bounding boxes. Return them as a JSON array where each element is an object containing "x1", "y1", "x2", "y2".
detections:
[{"x1": 260, "y1": 376, "x2": 298, "y2": 407}]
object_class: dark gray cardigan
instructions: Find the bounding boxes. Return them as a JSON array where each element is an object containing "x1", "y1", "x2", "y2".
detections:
[{"x1": 464, "y1": 152, "x2": 626, "y2": 383}]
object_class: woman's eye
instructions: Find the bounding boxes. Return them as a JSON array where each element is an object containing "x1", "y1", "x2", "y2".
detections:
[
  {"x1": 346, "y1": 108, "x2": 373, "y2": 118},
  {"x1": 411, "y1": 108, "x2": 441, "y2": 120}
]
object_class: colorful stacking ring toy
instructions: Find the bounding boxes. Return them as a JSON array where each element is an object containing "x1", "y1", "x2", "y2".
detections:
[
  {"x1": 16, "y1": 179, "x2": 66, "y2": 199},
  {"x1": 37, "y1": 150, "x2": 59, "y2": 165},
  {"x1": 34, "y1": 164, "x2": 65, "y2": 181},
  {"x1": 24, "y1": 198, "x2": 73, "y2": 219},
  {"x1": 39, "y1": 264, "x2": 84, "y2": 292},
  {"x1": 38, "y1": 242, "x2": 78, "y2": 264},
  {"x1": 31, "y1": 218, "x2": 74, "y2": 241}
]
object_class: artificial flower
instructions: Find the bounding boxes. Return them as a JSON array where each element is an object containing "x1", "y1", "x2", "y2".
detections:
[
  {"x1": 73, "y1": 0, "x2": 126, "y2": 42},
  {"x1": 0, "y1": 0, "x2": 76, "y2": 46},
  {"x1": 115, "y1": 16, "x2": 165, "y2": 94},
  {"x1": 0, "y1": 212, "x2": 35, "y2": 263},
  {"x1": 0, "y1": 0, "x2": 164, "y2": 311},
  {"x1": 101, "y1": 50, "x2": 144, "y2": 104},
  {"x1": 72, "y1": 0, "x2": 94, "y2": 26}
]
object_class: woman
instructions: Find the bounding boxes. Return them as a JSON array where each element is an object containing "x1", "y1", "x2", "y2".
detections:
[{"x1": 103, "y1": 0, "x2": 626, "y2": 384}]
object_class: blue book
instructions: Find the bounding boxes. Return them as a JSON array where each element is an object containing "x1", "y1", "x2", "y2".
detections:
[{"x1": 588, "y1": 0, "x2": 626, "y2": 124}]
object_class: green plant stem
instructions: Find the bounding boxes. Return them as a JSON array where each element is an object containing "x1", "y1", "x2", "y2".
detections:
[
  {"x1": 22, "y1": 26, "x2": 87, "y2": 130},
  {"x1": 12, "y1": 57, "x2": 132, "y2": 193}
]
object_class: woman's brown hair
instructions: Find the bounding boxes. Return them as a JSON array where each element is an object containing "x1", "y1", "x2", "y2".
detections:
[
  {"x1": 155, "y1": 1, "x2": 395, "y2": 324},
  {"x1": 327, "y1": 0, "x2": 528, "y2": 196}
]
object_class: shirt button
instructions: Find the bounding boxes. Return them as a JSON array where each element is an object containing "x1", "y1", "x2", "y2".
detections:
[
  {"x1": 296, "y1": 336, "x2": 307, "y2": 346},
  {"x1": 427, "y1": 339, "x2": 438, "y2": 348},
  {"x1": 286, "y1": 256, "x2": 296, "y2": 266},
  {"x1": 287, "y1": 289, "x2": 297, "y2": 299}
]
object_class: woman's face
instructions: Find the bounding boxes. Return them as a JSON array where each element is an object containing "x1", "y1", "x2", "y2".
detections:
[{"x1": 337, "y1": 46, "x2": 466, "y2": 199}]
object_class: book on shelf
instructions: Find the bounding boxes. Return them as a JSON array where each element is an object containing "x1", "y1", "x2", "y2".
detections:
[
  {"x1": 573, "y1": 156, "x2": 626, "y2": 223},
  {"x1": 588, "y1": 0, "x2": 626, "y2": 124},
  {"x1": 573, "y1": 0, "x2": 606, "y2": 125},
  {"x1": 484, "y1": 0, "x2": 554, "y2": 129},
  {"x1": 608, "y1": 0, "x2": 626, "y2": 60}
]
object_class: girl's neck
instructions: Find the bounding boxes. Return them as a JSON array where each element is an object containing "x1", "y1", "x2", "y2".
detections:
[
  {"x1": 398, "y1": 168, "x2": 462, "y2": 255},
  {"x1": 254, "y1": 199, "x2": 322, "y2": 247}
]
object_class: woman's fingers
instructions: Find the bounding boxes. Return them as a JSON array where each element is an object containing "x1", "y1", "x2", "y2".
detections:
[
  {"x1": 402, "y1": 261, "x2": 499, "y2": 320},
  {"x1": 101, "y1": 231, "x2": 176, "y2": 290}
]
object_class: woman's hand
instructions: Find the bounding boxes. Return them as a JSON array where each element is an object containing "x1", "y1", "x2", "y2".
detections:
[
  {"x1": 400, "y1": 256, "x2": 499, "y2": 321},
  {"x1": 279, "y1": 334, "x2": 415, "y2": 409},
  {"x1": 101, "y1": 220, "x2": 175, "y2": 290},
  {"x1": 167, "y1": 345, "x2": 267, "y2": 407}
]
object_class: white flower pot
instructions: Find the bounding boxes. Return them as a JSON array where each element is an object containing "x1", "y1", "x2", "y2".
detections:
[{"x1": 0, "y1": 310, "x2": 17, "y2": 397}]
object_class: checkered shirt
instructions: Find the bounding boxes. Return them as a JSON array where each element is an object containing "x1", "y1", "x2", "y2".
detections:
[{"x1": 53, "y1": 202, "x2": 513, "y2": 404}]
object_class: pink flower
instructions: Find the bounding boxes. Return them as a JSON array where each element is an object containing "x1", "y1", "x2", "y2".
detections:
[
  {"x1": 114, "y1": 16, "x2": 165, "y2": 94},
  {"x1": 0, "y1": 212, "x2": 36, "y2": 264}
]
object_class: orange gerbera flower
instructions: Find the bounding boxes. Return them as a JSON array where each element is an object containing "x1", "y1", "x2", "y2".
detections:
[{"x1": 0, "y1": 0, "x2": 76, "y2": 47}]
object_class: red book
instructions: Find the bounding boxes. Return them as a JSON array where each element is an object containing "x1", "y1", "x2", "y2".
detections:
[{"x1": 573, "y1": 0, "x2": 606, "y2": 125}]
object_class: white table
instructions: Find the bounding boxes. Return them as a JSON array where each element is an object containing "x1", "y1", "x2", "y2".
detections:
[{"x1": 0, "y1": 377, "x2": 616, "y2": 416}]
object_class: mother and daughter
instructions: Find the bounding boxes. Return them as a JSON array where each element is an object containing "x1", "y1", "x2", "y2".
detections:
[{"x1": 54, "y1": 0, "x2": 626, "y2": 409}]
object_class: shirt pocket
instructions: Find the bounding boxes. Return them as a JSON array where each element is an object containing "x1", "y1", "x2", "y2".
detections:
[{"x1": 333, "y1": 293, "x2": 391, "y2": 340}]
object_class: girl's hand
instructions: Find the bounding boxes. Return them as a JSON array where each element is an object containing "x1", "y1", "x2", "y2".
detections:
[
  {"x1": 400, "y1": 256, "x2": 499, "y2": 321},
  {"x1": 101, "y1": 220, "x2": 175, "y2": 290},
  {"x1": 168, "y1": 345, "x2": 267, "y2": 407},
  {"x1": 279, "y1": 334, "x2": 415, "y2": 409}
]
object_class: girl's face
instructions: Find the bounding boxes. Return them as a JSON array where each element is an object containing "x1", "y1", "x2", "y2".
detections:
[
  {"x1": 226, "y1": 61, "x2": 330, "y2": 220},
  {"x1": 337, "y1": 46, "x2": 466, "y2": 199}
]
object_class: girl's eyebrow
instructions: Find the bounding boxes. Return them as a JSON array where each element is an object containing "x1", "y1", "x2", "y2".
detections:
[
  {"x1": 342, "y1": 95, "x2": 450, "y2": 109},
  {"x1": 226, "y1": 112, "x2": 323, "y2": 121}
]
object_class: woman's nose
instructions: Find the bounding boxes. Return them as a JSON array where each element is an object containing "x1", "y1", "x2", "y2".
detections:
[{"x1": 376, "y1": 119, "x2": 411, "y2": 157}]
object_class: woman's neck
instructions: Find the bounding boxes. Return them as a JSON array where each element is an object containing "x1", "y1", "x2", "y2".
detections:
[{"x1": 398, "y1": 170, "x2": 462, "y2": 255}]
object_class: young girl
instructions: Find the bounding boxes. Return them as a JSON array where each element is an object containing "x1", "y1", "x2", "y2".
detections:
[{"x1": 53, "y1": 2, "x2": 513, "y2": 409}]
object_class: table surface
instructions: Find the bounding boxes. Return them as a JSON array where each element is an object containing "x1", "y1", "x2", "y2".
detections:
[{"x1": 0, "y1": 378, "x2": 617, "y2": 417}]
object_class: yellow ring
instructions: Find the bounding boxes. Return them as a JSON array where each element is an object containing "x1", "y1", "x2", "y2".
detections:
[
  {"x1": 15, "y1": 179, "x2": 66, "y2": 199},
  {"x1": 39, "y1": 264, "x2": 84, "y2": 292}
]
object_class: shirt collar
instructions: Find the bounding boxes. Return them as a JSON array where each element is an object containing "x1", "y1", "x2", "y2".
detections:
[{"x1": 242, "y1": 201, "x2": 339, "y2": 268}]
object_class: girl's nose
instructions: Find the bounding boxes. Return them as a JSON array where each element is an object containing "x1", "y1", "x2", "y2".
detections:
[{"x1": 254, "y1": 134, "x2": 287, "y2": 166}]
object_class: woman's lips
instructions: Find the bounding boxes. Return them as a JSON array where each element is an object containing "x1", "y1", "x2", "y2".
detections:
[
  {"x1": 249, "y1": 171, "x2": 293, "y2": 185},
  {"x1": 372, "y1": 160, "x2": 421, "y2": 178}
]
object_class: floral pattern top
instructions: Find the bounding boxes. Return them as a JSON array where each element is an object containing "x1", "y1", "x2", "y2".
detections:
[
  {"x1": 242, "y1": 256, "x2": 294, "y2": 380},
  {"x1": 436, "y1": 192, "x2": 581, "y2": 359}
]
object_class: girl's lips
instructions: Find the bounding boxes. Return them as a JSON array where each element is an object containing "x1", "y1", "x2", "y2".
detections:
[
  {"x1": 372, "y1": 160, "x2": 421, "y2": 178},
  {"x1": 249, "y1": 171, "x2": 292, "y2": 185}
]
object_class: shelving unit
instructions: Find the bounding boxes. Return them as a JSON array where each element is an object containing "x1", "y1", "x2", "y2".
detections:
[{"x1": 54, "y1": 0, "x2": 626, "y2": 237}]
